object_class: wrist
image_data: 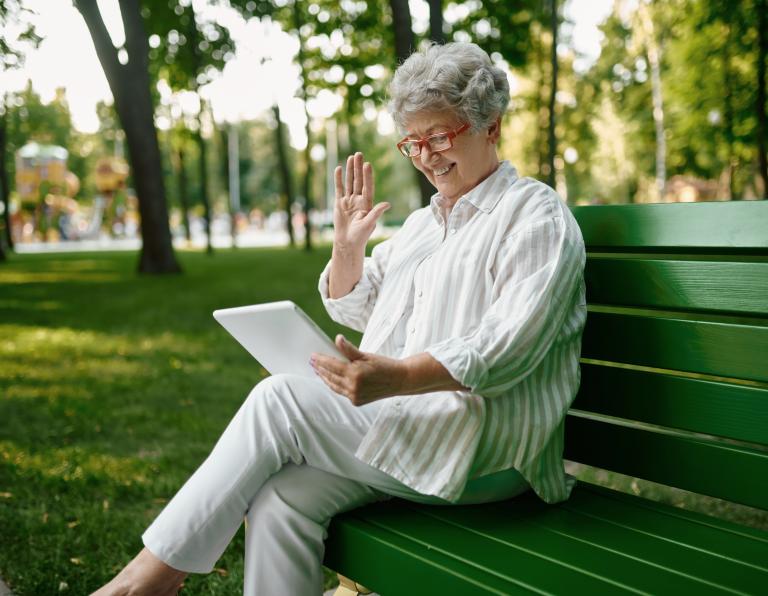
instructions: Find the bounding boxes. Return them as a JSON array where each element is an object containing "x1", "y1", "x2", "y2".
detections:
[
  {"x1": 332, "y1": 237, "x2": 365, "y2": 256},
  {"x1": 400, "y1": 353, "x2": 466, "y2": 395}
]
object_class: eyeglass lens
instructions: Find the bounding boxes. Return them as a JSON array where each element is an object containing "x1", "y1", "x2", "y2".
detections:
[{"x1": 402, "y1": 134, "x2": 451, "y2": 157}]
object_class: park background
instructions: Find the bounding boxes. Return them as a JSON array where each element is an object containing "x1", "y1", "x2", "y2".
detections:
[{"x1": 1, "y1": 0, "x2": 767, "y2": 594}]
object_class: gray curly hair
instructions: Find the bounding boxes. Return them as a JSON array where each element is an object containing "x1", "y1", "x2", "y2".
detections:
[{"x1": 388, "y1": 42, "x2": 510, "y2": 134}]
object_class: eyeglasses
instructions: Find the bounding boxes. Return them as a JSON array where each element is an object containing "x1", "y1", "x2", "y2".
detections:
[{"x1": 396, "y1": 122, "x2": 470, "y2": 158}]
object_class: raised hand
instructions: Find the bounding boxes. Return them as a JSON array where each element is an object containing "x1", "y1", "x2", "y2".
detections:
[{"x1": 333, "y1": 152, "x2": 390, "y2": 250}]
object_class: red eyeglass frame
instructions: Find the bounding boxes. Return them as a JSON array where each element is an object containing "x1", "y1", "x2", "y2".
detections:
[{"x1": 396, "y1": 122, "x2": 470, "y2": 157}]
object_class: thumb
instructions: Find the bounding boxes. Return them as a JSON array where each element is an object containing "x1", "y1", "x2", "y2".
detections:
[
  {"x1": 336, "y1": 334, "x2": 363, "y2": 360},
  {"x1": 363, "y1": 202, "x2": 390, "y2": 226}
]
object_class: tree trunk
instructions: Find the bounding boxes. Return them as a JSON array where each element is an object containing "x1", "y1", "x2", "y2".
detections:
[
  {"x1": 722, "y1": 19, "x2": 737, "y2": 199},
  {"x1": 427, "y1": 0, "x2": 445, "y2": 44},
  {"x1": 0, "y1": 101, "x2": 13, "y2": 254},
  {"x1": 75, "y1": 0, "x2": 180, "y2": 274},
  {"x1": 756, "y1": 0, "x2": 768, "y2": 197},
  {"x1": 535, "y1": 25, "x2": 547, "y2": 180},
  {"x1": 389, "y1": 0, "x2": 433, "y2": 207},
  {"x1": 175, "y1": 146, "x2": 192, "y2": 242},
  {"x1": 638, "y1": 2, "x2": 666, "y2": 200},
  {"x1": 273, "y1": 105, "x2": 295, "y2": 248},
  {"x1": 546, "y1": 0, "x2": 558, "y2": 190},
  {"x1": 224, "y1": 126, "x2": 239, "y2": 249},
  {"x1": 195, "y1": 104, "x2": 213, "y2": 254},
  {"x1": 294, "y1": 2, "x2": 313, "y2": 251},
  {"x1": 389, "y1": 0, "x2": 415, "y2": 64}
]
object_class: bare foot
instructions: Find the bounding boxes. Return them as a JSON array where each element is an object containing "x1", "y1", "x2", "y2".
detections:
[{"x1": 91, "y1": 548, "x2": 187, "y2": 596}]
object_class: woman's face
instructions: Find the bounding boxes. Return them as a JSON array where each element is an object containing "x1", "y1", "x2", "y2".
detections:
[{"x1": 402, "y1": 111, "x2": 500, "y2": 205}]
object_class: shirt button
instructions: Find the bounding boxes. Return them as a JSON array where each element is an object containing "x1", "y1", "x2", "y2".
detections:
[
  {"x1": 410, "y1": 327, "x2": 416, "y2": 334},
  {"x1": 417, "y1": 290, "x2": 423, "y2": 298},
  {"x1": 450, "y1": 228, "x2": 457, "y2": 235}
]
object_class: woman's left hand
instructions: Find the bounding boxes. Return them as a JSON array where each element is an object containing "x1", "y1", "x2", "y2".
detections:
[{"x1": 311, "y1": 335, "x2": 407, "y2": 406}]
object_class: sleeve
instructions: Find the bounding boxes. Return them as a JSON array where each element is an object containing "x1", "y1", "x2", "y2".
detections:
[
  {"x1": 425, "y1": 215, "x2": 585, "y2": 397},
  {"x1": 318, "y1": 237, "x2": 395, "y2": 333}
]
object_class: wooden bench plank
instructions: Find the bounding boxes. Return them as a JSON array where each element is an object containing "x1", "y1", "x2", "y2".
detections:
[
  {"x1": 565, "y1": 486, "x2": 768, "y2": 566},
  {"x1": 413, "y1": 500, "x2": 756, "y2": 594},
  {"x1": 328, "y1": 484, "x2": 768, "y2": 596},
  {"x1": 420, "y1": 496, "x2": 768, "y2": 593},
  {"x1": 324, "y1": 515, "x2": 524, "y2": 594},
  {"x1": 573, "y1": 201, "x2": 768, "y2": 250},
  {"x1": 584, "y1": 258, "x2": 768, "y2": 315},
  {"x1": 564, "y1": 415, "x2": 768, "y2": 509},
  {"x1": 582, "y1": 311, "x2": 768, "y2": 382},
  {"x1": 574, "y1": 364, "x2": 768, "y2": 444},
  {"x1": 325, "y1": 502, "x2": 626, "y2": 594}
]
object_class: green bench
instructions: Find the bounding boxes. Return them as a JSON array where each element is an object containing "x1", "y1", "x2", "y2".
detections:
[{"x1": 323, "y1": 199, "x2": 768, "y2": 595}]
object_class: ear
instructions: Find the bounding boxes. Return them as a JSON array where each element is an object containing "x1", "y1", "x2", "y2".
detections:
[{"x1": 487, "y1": 117, "x2": 502, "y2": 144}]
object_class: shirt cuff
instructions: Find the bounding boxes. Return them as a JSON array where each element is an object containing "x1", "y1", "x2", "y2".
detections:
[
  {"x1": 425, "y1": 336, "x2": 489, "y2": 394},
  {"x1": 318, "y1": 261, "x2": 374, "y2": 320}
]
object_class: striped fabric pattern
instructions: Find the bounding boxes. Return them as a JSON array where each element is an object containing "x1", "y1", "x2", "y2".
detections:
[{"x1": 319, "y1": 161, "x2": 587, "y2": 503}]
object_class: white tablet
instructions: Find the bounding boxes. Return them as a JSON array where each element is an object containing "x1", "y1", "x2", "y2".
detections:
[{"x1": 213, "y1": 300, "x2": 347, "y2": 377}]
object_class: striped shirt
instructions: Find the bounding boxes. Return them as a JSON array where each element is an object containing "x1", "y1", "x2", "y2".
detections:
[{"x1": 318, "y1": 161, "x2": 587, "y2": 503}]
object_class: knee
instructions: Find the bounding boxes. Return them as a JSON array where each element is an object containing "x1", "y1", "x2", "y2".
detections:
[
  {"x1": 248, "y1": 373, "x2": 303, "y2": 402},
  {"x1": 246, "y1": 466, "x2": 321, "y2": 530},
  {"x1": 245, "y1": 374, "x2": 322, "y2": 417},
  {"x1": 242, "y1": 374, "x2": 291, "y2": 413}
]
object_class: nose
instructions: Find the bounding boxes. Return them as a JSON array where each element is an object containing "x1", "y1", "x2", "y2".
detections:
[{"x1": 419, "y1": 143, "x2": 439, "y2": 165}]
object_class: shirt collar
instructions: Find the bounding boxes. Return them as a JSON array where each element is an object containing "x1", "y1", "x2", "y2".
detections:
[{"x1": 429, "y1": 161, "x2": 518, "y2": 224}]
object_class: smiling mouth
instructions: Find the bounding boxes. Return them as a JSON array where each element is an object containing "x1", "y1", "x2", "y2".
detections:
[{"x1": 433, "y1": 163, "x2": 455, "y2": 177}]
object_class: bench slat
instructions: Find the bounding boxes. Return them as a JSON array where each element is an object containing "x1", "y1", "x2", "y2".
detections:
[
  {"x1": 326, "y1": 486, "x2": 768, "y2": 596},
  {"x1": 585, "y1": 258, "x2": 768, "y2": 315},
  {"x1": 417, "y1": 496, "x2": 768, "y2": 593},
  {"x1": 391, "y1": 502, "x2": 735, "y2": 595},
  {"x1": 574, "y1": 363, "x2": 768, "y2": 445},
  {"x1": 325, "y1": 504, "x2": 621, "y2": 594},
  {"x1": 573, "y1": 201, "x2": 768, "y2": 250},
  {"x1": 564, "y1": 485, "x2": 768, "y2": 558},
  {"x1": 564, "y1": 415, "x2": 768, "y2": 509},
  {"x1": 582, "y1": 311, "x2": 768, "y2": 382}
]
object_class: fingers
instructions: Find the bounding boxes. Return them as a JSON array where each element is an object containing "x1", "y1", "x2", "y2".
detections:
[
  {"x1": 311, "y1": 354, "x2": 356, "y2": 400},
  {"x1": 313, "y1": 362, "x2": 347, "y2": 395},
  {"x1": 311, "y1": 353, "x2": 347, "y2": 376},
  {"x1": 334, "y1": 165, "x2": 343, "y2": 200},
  {"x1": 345, "y1": 154, "x2": 354, "y2": 196},
  {"x1": 362, "y1": 161, "x2": 374, "y2": 205},
  {"x1": 353, "y1": 152, "x2": 364, "y2": 195}
]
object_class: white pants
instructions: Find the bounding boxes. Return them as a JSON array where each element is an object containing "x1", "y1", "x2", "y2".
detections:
[{"x1": 142, "y1": 374, "x2": 529, "y2": 595}]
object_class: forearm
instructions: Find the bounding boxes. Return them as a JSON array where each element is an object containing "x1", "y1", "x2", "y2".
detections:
[
  {"x1": 328, "y1": 241, "x2": 365, "y2": 299},
  {"x1": 400, "y1": 352, "x2": 468, "y2": 395}
]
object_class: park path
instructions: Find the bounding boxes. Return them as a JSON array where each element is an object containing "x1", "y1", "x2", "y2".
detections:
[{"x1": 0, "y1": 576, "x2": 12, "y2": 596}]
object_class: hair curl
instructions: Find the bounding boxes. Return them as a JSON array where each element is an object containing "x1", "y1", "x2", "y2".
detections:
[{"x1": 388, "y1": 42, "x2": 510, "y2": 134}]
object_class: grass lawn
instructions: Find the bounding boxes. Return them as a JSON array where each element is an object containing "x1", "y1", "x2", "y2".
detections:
[
  {"x1": 2, "y1": 247, "x2": 767, "y2": 595},
  {"x1": 0, "y1": 246, "x2": 358, "y2": 595}
]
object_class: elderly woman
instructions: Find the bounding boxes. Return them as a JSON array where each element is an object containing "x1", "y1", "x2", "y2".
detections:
[{"x1": 93, "y1": 41, "x2": 585, "y2": 596}]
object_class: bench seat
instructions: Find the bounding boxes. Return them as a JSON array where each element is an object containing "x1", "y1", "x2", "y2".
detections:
[{"x1": 325, "y1": 482, "x2": 768, "y2": 594}]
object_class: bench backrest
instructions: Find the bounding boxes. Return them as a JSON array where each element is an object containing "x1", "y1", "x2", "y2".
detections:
[{"x1": 568, "y1": 200, "x2": 768, "y2": 511}]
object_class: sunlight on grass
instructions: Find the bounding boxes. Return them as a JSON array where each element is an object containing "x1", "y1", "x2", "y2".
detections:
[
  {"x1": 1, "y1": 326, "x2": 210, "y2": 385},
  {"x1": 0, "y1": 299, "x2": 63, "y2": 311},
  {"x1": 1, "y1": 271, "x2": 122, "y2": 284},
  {"x1": 1, "y1": 441, "x2": 156, "y2": 486}
]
